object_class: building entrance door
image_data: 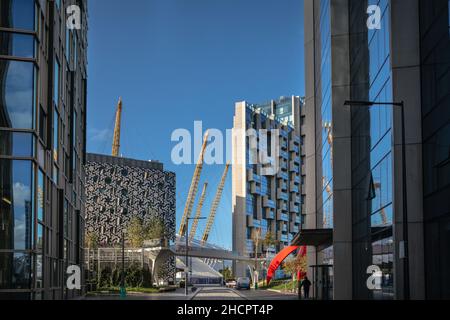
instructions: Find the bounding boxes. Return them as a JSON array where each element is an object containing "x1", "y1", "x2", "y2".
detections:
[{"x1": 311, "y1": 265, "x2": 333, "y2": 300}]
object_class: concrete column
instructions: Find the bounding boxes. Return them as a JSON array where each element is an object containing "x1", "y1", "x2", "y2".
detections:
[
  {"x1": 390, "y1": 0, "x2": 425, "y2": 300},
  {"x1": 330, "y1": 0, "x2": 353, "y2": 300},
  {"x1": 232, "y1": 102, "x2": 249, "y2": 277},
  {"x1": 303, "y1": 0, "x2": 318, "y2": 295}
]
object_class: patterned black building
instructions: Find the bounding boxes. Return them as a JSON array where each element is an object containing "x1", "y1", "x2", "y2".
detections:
[{"x1": 85, "y1": 153, "x2": 176, "y2": 246}]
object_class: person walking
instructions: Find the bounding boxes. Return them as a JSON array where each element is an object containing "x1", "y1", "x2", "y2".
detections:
[{"x1": 299, "y1": 276, "x2": 312, "y2": 300}]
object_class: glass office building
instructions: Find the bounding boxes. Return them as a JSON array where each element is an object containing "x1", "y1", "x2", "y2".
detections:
[
  {"x1": 0, "y1": 0, "x2": 88, "y2": 300},
  {"x1": 303, "y1": 0, "x2": 449, "y2": 299},
  {"x1": 349, "y1": 0, "x2": 394, "y2": 300},
  {"x1": 420, "y1": 0, "x2": 450, "y2": 299}
]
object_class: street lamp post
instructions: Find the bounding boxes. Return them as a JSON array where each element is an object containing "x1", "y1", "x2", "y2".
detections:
[
  {"x1": 120, "y1": 227, "x2": 126, "y2": 298},
  {"x1": 115, "y1": 197, "x2": 127, "y2": 299},
  {"x1": 344, "y1": 100, "x2": 409, "y2": 300},
  {"x1": 185, "y1": 217, "x2": 206, "y2": 296}
]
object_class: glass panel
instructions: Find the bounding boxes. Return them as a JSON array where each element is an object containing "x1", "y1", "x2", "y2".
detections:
[
  {"x1": 36, "y1": 254, "x2": 43, "y2": 289},
  {"x1": 53, "y1": 58, "x2": 59, "y2": 105},
  {"x1": 0, "y1": 160, "x2": 33, "y2": 250},
  {"x1": 37, "y1": 169, "x2": 44, "y2": 222},
  {"x1": 0, "y1": 32, "x2": 35, "y2": 58},
  {"x1": 0, "y1": 0, "x2": 35, "y2": 30},
  {"x1": 0, "y1": 252, "x2": 32, "y2": 289},
  {"x1": 0, "y1": 60, "x2": 35, "y2": 129},
  {"x1": 64, "y1": 199, "x2": 68, "y2": 238},
  {"x1": 0, "y1": 131, "x2": 33, "y2": 157},
  {"x1": 37, "y1": 223, "x2": 43, "y2": 252},
  {"x1": 53, "y1": 107, "x2": 59, "y2": 162}
]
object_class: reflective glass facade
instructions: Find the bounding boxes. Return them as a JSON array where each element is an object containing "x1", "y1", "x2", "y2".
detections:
[
  {"x1": 0, "y1": 0, "x2": 88, "y2": 300},
  {"x1": 318, "y1": 0, "x2": 333, "y2": 230},
  {"x1": 348, "y1": 0, "x2": 394, "y2": 300},
  {"x1": 420, "y1": 0, "x2": 450, "y2": 299}
]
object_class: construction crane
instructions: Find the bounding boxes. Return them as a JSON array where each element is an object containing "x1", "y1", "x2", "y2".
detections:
[
  {"x1": 112, "y1": 97, "x2": 123, "y2": 157},
  {"x1": 322, "y1": 176, "x2": 332, "y2": 227},
  {"x1": 178, "y1": 132, "x2": 209, "y2": 237},
  {"x1": 323, "y1": 121, "x2": 333, "y2": 166},
  {"x1": 374, "y1": 182, "x2": 388, "y2": 225},
  {"x1": 189, "y1": 182, "x2": 208, "y2": 243},
  {"x1": 201, "y1": 163, "x2": 230, "y2": 243}
]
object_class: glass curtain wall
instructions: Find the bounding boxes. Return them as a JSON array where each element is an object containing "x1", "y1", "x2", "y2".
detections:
[{"x1": 349, "y1": 0, "x2": 394, "y2": 300}]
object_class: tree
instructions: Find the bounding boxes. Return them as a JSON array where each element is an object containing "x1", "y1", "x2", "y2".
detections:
[
  {"x1": 262, "y1": 231, "x2": 278, "y2": 252},
  {"x1": 220, "y1": 267, "x2": 233, "y2": 281},
  {"x1": 251, "y1": 228, "x2": 262, "y2": 288},
  {"x1": 127, "y1": 217, "x2": 146, "y2": 248},
  {"x1": 283, "y1": 252, "x2": 307, "y2": 281},
  {"x1": 85, "y1": 231, "x2": 99, "y2": 250},
  {"x1": 146, "y1": 216, "x2": 165, "y2": 241}
]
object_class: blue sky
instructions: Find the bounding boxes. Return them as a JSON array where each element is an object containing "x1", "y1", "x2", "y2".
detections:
[{"x1": 87, "y1": 0, "x2": 305, "y2": 249}]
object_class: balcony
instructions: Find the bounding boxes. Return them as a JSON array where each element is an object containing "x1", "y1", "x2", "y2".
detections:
[
  {"x1": 290, "y1": 222, "x2": 299, "y2": 234},
  {"x1": 247, "y1": 170, "x2": 261, "y2": 183},
  {"x1": 264, "y1": 208, "x2": 275, "y2": 220},
  {"x1": 277, "y1": 171, "x2": 289, "y2": 181},
  {"x1": 246, "y1": 215, "x2": 254, "y2": 227},
  {"x1": 293, "y1": 155, "x2": 301, "y2": 165},
  {"x1": 263, "y1": 196, "x2": 276, "y2": 209},
  {"x1": 293, "y1": 195, "x2": 301, "y2": 204},
  {"x1": 277, "y1": 191, "x2": 289, "y2": 201},
  {"x1": 250, "y1": 182, "x2": 261, "y2": 195},
  {"x1": 280, "y1": 130, "x2": 289, "y2": 139},
  {"x1": 280, "y1": 201, "x2": 288, "y2": 211},
  {"x1": 289, "y1": 140, "x2": 299, "y2": 152},
  {"x1": 281, "y1": 140, "x2": 288, "y2": 150},
  {"x1": 293, "y1": 135, "x2": 301, "y2": 145},
  {"x1": 282, "y1": 224, "x2": 288, "y2": 232},
  {"x1": 293, "y1": 175, "x2": 301, "y2": 184},
  {"x1": 277, "y1": 210, "x2": 289, "y2": 222},
  {"x1": 295, "y1": 216, "x2": 301, "y2": 224},
  {"x1": 290, "y1": 184, "x2": 299, "y2": 193},
  {"x1": 289, "y1": 203, "x2": 299, "y2": 213},
  {"x1": 289, "y1": 162, "x2": 299, "y2": 173},
  {"x1": 279, "y1": 150, "x2": 289, "y2": 160}
]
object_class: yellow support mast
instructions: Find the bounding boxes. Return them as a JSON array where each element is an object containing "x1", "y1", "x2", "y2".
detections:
[
  {"x1": 201, "y1": 163, "x2": 230, "y2": 243},
  {"x1": 189, "y1": 182, "x2": 208, "y2": 243},
  {"x1": 178, "y1": 132, "x2": 209, "y2": 237},
  {"x1": 112, "y1": 97, "x2": 123, "y2": 157}
]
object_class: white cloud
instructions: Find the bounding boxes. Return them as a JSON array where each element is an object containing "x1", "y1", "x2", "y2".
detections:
[
  {"x1": 13, "y1": 182, "x2": 31, "y2": 208},
  {"x1": 88, "y1": 128, "x2": 112, "y2": 143}
]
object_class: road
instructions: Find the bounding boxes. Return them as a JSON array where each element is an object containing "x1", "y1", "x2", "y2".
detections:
[
  {"x1": 83, "y1": 288, "x2": 195, "y2": 300},
  {"x1": 83, "y1": 287, "x2": 299, "y2": 300},
  {"x1": 192, "y1": 287, "x2": 299, "y2": 300}
]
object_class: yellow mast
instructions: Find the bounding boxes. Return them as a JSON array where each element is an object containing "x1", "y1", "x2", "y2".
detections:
[
  {"x1": 189, "y1": 182, "x2": 208, "y2": 243},
  {"x1": 112, "y1": 97, "x2": 123, "y2": 157},
  {"x1": 201, "y1": 163, "x2": 230, "y2": 243},
  {"x1": 178, "y1": 132, "x2": 209, "y2": 236}
]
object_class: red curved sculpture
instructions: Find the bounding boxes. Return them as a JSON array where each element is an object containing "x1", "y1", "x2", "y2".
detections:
[{"x1": 266, "y1": 245, "x2": 307, "y2": 285}]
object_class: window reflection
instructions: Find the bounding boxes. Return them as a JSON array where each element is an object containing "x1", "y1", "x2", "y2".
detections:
[
  {"x1": 0, "y1": 160, "x2": 34, "y2": 251},
  {"x1": 37, "y1": 169, "x2": 44, "y2": 222},
  {"x1": 0, "y1": 60, "x2": 35, "y2": 129},
  {"x1": 0, "y1": 252, "x2": 31, "y2": 290},
  {"x1": 0, "y1": 32, "x2": 34, "y2": 58},
  {"x1": 0, "y1": 0, "x2": 35, "y2": 30},
  {"x1": 0, "y1": 131, "x2": 33, "y2": 157}
]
